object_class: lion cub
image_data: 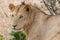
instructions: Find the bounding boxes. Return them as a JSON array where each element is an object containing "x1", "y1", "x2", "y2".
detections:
[{"x1": 9, "y1": 3, "x2": 60, "y2": 40}]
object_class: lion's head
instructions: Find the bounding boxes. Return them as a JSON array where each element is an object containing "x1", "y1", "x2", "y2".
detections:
[{"x1": 9, "y1": 3, "x2": 40, "y2": 30}]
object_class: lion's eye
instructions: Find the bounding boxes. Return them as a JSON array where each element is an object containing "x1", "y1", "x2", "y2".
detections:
[
  {"x1": 19, "y1": 15, "x2": 23, "y2": 19},
  {"x1": 11, "y1": 15, "x2": 15, "y2": 17},
  {"x1": 26, "y1": 7, "x2": 29, "y2": 12}
]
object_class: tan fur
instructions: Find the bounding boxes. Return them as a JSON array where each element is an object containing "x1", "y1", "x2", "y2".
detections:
[
  {"x1": 9, "y1": 3, "x2": 60, "y2": 40},
  {"x1": 9, "y1": 3, "x2": 36, "y2": 34}
]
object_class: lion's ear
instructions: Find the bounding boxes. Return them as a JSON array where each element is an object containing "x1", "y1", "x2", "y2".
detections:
[
  {"x1": 9, "y1": 4, "x2": 16, "y2": 11},
  {"x1": 30, "y1": 5, "x2": 40, "y2": 13}
]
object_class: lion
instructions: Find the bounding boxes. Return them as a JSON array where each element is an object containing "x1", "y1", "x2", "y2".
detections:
[{"x1": 9, "y1": 3, "x2": 60, "y2": 40}]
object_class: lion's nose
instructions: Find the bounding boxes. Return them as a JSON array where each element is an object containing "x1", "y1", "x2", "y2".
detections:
[{"x1": 12, "y1": 24, "x2": 17, "y2": 28}]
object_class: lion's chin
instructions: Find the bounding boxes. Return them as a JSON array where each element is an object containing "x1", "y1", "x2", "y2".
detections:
[{"x1": 12, "y1": 28, "x2": 23, "y2": 32}]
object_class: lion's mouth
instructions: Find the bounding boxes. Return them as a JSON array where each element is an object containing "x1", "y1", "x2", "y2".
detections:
[
  {"x1": 14, "y1": 28, "x2": 21, "y2": 30},
  {"x1": 12, "y1": 27, "x2": 22, "y2": 30}
]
